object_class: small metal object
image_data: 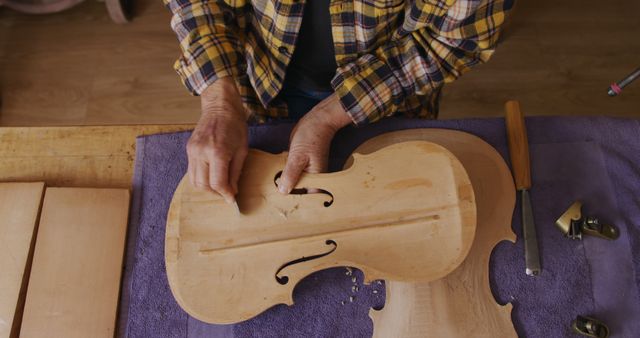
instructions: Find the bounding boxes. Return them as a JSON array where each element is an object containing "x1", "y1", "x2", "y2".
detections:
[
  {"x1": 555, "y1": 201, "x2": 619, "y2": 240},
  {"x1": 608, "y1": 67, "x2": 640, "y2": 97},
  {"x1": 522, "y1": 190, "x2": 541, "y2": 276},
  {"x1": 573, "y1": 315, "x2": 610, "y2": 338}
]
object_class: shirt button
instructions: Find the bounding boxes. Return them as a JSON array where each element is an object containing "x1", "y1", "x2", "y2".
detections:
[{"x1": 278, "y1": 46, "x2": 289, "y2": 55}]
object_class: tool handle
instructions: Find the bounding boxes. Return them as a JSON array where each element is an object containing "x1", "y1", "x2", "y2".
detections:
[
  {"x1": 505, "y1": 100, "x2": 531, "y2": 190},
  {"x1": 618, "y1": 67, "x2": 640, "y2": 88}
]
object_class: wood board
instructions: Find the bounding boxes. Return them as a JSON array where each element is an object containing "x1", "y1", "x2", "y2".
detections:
[
  {"x1": 19, "y1": 188, "x2": 130, "y2": 338},
  {"x1": 166, "y1": 141, "x2": 477, "y2": 324},
  {"x1": 0, "y1": 182, "x2": 45, "y2": 338},
  {"x1": 0, "y1": 125, "x2": 192, "y2": 188},
  {"x1": 349, "y1": 129, "x2": 517, "y2": 337}
]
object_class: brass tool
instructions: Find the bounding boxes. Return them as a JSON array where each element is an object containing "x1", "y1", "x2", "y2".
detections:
[
  {"x1": 505, "y1": 101, "x2": 541, "y2": 276},
  {"x1": 573, "y1": 315, "x2": 610, "y2": 338},
  {"x1": 555, "y1": 201, "x2": 619, "y2": 240}
]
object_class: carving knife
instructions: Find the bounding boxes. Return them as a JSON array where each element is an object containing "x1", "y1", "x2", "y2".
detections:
[{"x1": 505, "y1": 101, "x2": 541, "y2": 276}]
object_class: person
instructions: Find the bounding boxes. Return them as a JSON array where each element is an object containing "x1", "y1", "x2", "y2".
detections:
[{"x1": 164, "y1": 0, "x2": 513, "y2": 203}]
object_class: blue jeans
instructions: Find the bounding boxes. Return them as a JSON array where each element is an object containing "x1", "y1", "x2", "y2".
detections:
[{"x1": 279, "y1": 84, "x2": 333, "y2": 121}]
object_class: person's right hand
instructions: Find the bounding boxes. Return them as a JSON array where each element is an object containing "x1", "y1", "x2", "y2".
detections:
[{"x1": 186, "y1": 77, "x2": 249, "y2": 204}]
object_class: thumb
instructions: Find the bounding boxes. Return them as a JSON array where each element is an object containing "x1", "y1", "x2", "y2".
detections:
[{"x1": 279, "y1": 152, "x2": 308, "y2": 194}]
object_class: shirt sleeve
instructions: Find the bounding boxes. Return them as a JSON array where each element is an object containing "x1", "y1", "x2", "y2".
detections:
[
  {"x1": 331, "y1": 0, "x2": 514, "y2": 125},
  {"x1": 164, "y1": 0, "x2": 247, "y2": 95}
]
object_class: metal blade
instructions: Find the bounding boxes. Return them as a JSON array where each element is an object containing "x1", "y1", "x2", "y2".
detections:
[{"x1": 522, "y1": 189, "x2": 541, "y2": 276}]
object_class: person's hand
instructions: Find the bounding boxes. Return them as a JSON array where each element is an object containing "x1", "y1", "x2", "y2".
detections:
[
  {"x1": 186, "y1": 77, "x2": 249, "y2": 203},
  {"x1": 278, "y1": 94, "x2": 352, "y2": 194}
]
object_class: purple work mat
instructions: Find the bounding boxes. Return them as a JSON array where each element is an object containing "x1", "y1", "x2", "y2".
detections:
[{"x1": 118, "y1": 117, "x2": 640, "y2": 338}]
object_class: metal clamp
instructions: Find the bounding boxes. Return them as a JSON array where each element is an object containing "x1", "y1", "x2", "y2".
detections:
[
  {"x1": 573, "y1": 315, "x2": 610, "y2": 338},
  {"x1": 555, "y1": 201, "x2": 619, "y2": 240}
]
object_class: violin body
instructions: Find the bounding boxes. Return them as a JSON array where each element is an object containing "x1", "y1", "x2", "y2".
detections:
[{"x1": 165, "y1": 140, "x2": 476, "y2": 324}]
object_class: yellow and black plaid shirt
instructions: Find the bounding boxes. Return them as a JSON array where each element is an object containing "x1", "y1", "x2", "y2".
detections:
[{"x1": 164, "y1": 0, "x2": 512, "y2": 124}]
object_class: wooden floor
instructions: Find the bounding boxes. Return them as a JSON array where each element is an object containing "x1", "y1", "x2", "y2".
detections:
[{"x1": 0, "y1": 0, "x2": 638, "y2": 126}]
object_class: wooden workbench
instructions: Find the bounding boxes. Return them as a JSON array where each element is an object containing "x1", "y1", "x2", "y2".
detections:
[
  {"x1": 0, "y1": 125, "x2": 196, "y2": 337},
  {"x1": 0, "y1": 125, "x2": 194, "y2": 188}
]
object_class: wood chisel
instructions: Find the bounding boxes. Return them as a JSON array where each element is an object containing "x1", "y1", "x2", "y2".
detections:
[{"x1": 505, "y1": 101, "x2": 541, "y2": 276}]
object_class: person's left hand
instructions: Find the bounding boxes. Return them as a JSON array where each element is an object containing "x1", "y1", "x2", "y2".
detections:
[{"x1": 278, "y1": 93, "x2": 352, "y2": 194}]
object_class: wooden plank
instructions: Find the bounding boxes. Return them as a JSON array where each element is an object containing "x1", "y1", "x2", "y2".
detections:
[
  {"x1": 0, "y1": 182, "x2": 44, "y2": 338},
  {"x1": 0, "y1": 125, "x2": 193, "y2": 188},
  {"x1": 20, "y1": 188, "x2": 130, "y2": 338},
  {"x1": 356, "y1": 130, "x2": 517, "y2": 337}
]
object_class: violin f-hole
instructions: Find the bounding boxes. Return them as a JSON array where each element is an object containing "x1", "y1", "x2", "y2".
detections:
[
  {"x1": 273, "y1": 171, "x2": 334, "y2": 207},
  {"x1": 275, "y1": 240, "x2": 338, "y2": 285}
]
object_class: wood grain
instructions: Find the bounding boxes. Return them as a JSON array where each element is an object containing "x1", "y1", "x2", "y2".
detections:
[
  {"x1": 440, "y1": 0, "x2": 640, "y2": 119},
  {"x1": 20, "y1": 188, "x2": 130, "y2": 338},
  {"x1": 0, "y1": 0, "x2": 201, "y2": 126},
  {"x1": 0, "y1": 0, "x2": 638, "y2": 126},
  {"x1": 166, "y1": 141, "x2": 476, "y2": 324},
  {"x1": 0, "y1": 182, "x2": 44, "y2": 338},
  {"x1": 0, "y1": 124, "x2": 192, "y2": 188},
  {"x1": 505, "y1": 100, "x2": 531, "y2": 190},
  {"x1": 349, "y1": 129, "x2": 517, "y2": 337}
]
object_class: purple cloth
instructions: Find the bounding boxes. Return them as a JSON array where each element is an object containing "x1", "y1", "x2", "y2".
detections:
[{"x1": 118, "y1": 117, "x2": 640, "y2": 338}]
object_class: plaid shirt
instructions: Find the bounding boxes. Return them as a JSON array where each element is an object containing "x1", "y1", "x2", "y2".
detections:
[{"x1": 165, "y1": 0, "x2": 512, "y2": 124}]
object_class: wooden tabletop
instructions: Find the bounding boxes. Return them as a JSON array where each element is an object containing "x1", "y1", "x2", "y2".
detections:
[{"x1": 0, "y1": 125, "x2": 193, "y2": 188}]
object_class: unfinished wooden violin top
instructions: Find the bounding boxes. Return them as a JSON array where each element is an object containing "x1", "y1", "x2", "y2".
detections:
[{"x1": 165, "y1": 140, "x2": 476, "y2": 324}]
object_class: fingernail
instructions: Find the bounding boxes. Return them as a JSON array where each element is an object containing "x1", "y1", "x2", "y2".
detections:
[
  {"x1": 278, "y1": 184, "x2": 288, "y2": 194},
  {"x1": 221, "y1": 194, "x2": 232, "y2": 204}
]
